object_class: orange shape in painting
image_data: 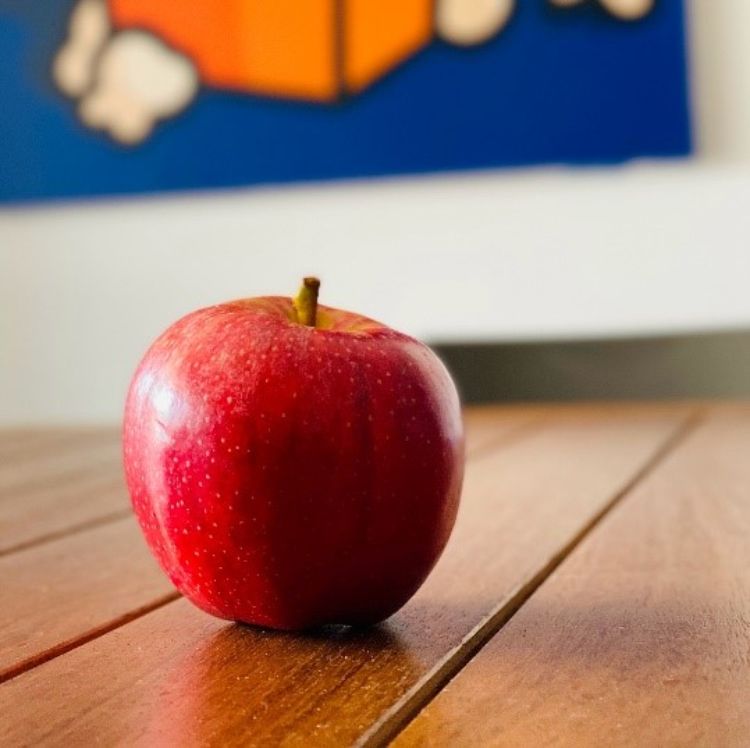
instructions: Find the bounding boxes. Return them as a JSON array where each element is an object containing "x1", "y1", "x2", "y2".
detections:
[
  {"x1": 108, "y1": 0, "x2": 434, "y2": 102},
  {"x1": 108, "y1": 0, "x2": 338, "y2": 100},
  {"x1": 344, "y1": 0, "x2": 434, "y2": 94}
]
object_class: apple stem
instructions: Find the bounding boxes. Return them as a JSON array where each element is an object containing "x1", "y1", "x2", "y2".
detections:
[{"x1": 293, "y1": 277, "x2": 320, "y2": 327}]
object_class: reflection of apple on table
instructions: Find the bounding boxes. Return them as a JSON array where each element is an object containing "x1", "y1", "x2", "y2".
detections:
[{"x1": 53, "y1": 0, "x2": 654, "y2": 145}]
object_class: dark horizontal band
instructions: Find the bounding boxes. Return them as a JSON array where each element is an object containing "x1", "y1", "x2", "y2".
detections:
[{"x1": 432, "y1": 329, "x2": 750, "y2": 403}]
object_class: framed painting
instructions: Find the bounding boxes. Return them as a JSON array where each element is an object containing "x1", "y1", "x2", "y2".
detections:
[{"x1": 0, "y1": 0, "x2": 691, "y2": 202}]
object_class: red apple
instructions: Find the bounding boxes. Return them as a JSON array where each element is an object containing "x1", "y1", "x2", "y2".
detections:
[{"x1": 123, "y1": 278, "x2": 464, "y2": 630}]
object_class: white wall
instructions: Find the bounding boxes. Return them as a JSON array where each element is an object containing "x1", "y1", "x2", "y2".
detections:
[{"x1": 2, "y1": 0, "x2": 750, "y2": 425}]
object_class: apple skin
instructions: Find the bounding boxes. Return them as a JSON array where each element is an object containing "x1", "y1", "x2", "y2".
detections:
[{"x1": 123, "y1": 296, "x2": 464, "y2": 630}]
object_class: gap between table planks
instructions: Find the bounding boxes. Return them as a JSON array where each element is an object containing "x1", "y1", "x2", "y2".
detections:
[
  {"x1": 394, "y1": 405, "x2": 750, "y2": 747},
  {"x1": 0, "y1": 406, "x2": 533, "y2": 683},
  {"x1": 0, "y1": 404, "x2": 694, "y2": 746}
]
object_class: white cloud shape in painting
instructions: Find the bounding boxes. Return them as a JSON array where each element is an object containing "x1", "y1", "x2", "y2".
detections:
[
  {"x1": 436, "y1": 0, "x2": 516, "y2": 46},
  {"x1": 53, "y1": 0, "x2": 110, "y2": 97},
  {"x1": 78, "y1": 31, "x2": 198, "y2": 145}
]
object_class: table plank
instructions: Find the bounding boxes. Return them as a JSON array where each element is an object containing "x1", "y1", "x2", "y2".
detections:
[
  {"x1": 0, "y1": 405, "x2": 692, "y2": 746},
  {"x1": 462, "y1": 405, "x2": 540, "y2": 455},
  {"x1": 0, "y1": 433, "x2": 128, "y2": 555},
  {"x1": 0, "y1": 430, "x2": 120, "y2": 490},
  {"x1": 0, "y1": 410, "x2": 523, "y2": 558},
  {"x1": 0, "y1": 407, "x2": 530, "y2": 682},
  {"x1": 0, "y1": 431, "x2": 64, "y2": 460},
  {"x1": 0, "y1": 429, "x2": 108, "y2": 460},
  {"x1": 0, "y1": 517, "x2": 177, "y2": 682},
  {"x1": 0, "y1": 409, "x2": 529, "y2": 680},
  {"x1": 394, "y1": 407, "x2": 750, "y2": 747}
]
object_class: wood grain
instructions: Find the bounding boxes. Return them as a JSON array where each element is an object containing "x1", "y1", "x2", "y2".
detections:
[
  {"x1": 0, "y1": 431, "x2": 120, "y2": 496},
  {"x1": 0, "y1": 429, "x2": 103, "y2": 460},
  {"x1": 0, "y1": 405, "x2": 691, "y2": 746},
  {"x1": 0, "y1": 411, "x2": 515, "y2": 558},
  {"x1": 395, "y1": 407, "x2": 750, "y2": 747},
  {"x1": 0, "y1": 430, "x2": 128, "y2": 555},
  {"x1": 0, "y1": 431, "x2": 59, "y2": 460},
  {"x1": 0, "y1": 516, "x2": 176, "y2": 682},
  {"x1": 0, "y1": 407, "x2": 528, "y2": 681},
  {"x1": 462, "y1": 405, "x2": 539, "y2": 456}
]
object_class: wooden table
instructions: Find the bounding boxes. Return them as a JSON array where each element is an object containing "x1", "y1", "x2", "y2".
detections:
[{"x1": 2, "y1": 403, "x2": 749, "y2": 746}]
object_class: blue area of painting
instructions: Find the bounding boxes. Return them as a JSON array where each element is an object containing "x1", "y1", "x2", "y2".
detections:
[{"x1": 0, "y1": 1, "x2": 691, "y2": 203}]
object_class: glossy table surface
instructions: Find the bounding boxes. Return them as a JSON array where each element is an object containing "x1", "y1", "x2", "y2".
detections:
[{"x1": 2, "y1": 403, "x2": 749, "y2": 746}]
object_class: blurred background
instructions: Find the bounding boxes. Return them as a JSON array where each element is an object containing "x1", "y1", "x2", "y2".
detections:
[{"x1": 1, "y1": 0, "x2": 749, "y2": 424}]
